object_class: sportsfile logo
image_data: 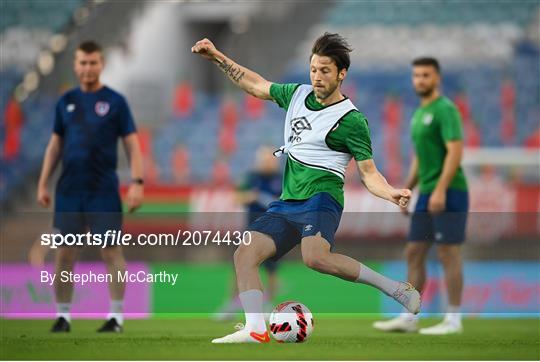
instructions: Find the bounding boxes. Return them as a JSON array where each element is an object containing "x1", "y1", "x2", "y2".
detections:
[
  {"x1": 288, "y1": 116, "x2": 312, "y2": 143},
  {"x1": 40, "y1": 229, "x2": 252, "y2": 248}
]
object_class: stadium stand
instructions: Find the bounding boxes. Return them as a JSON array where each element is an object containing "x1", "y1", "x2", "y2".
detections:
[
  {"x1": 1, "y1": 1, "x2": 85, "y2": 203},
  {"x1": 144, "y1": 1, "x2": 539, "y2": 184},
  {"x1": 1, "y1": 0, "x2": 538, "y2": 199}
]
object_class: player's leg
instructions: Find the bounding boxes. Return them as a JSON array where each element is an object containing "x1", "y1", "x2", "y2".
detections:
[
  {"x1": 261, "y1": 259, "x2": 279, "y2": 318},
  {"x1": 212, "y1": 271, "x2": 242, "y2": 322},
  {"x1": 297, "y1": 192, "x2": 420, "y2": 314},
  {"x1": 374, "y1": 194, "x2": 432, "y2": 332},
  {"x1": 99, "y1": 245, "x2": 126, "y2": 332},
  {"x1": 212, "y1": 231, "x2": 276, "y2": 343},
  {"x1": 212, "y1": 255, "x2": 280, "y2": 323},
  {"x1": 51, "y1": 246, "x2": 80, "y2": 332},
  {"x1": 300, "y1": 235, "x2": 420, "y2": 314},
  {"x1": 420, "y1": 189, "x2": 468, "y2": 335},
  {"x1": 28, "y1": 229, "x2": 56, "y2": 267},
  {"x1": 234, "y1": 232, "x2": 275, "y2": 292},
  {"x1": 301, "y1": 234, "x2": 358, "y2": 280},
  {"x1": 419, "y1": 243, "x2": 464, "y2": 335},
  {"x1": 213, "y1": 215, "x2": 278, "y2": 322},
  {"x1": 234, "y1": 231, "x2": 275, "y2": 328},
  {"x1": 88, "y1": 193, "x2": 125, "y2": 332},
  {"x1": 262, "y1": 260, "x2": 279, "y2": 302},
  {"x1": 437, "y1": 243, "x2": 463, "y2": 310},
  {"x1": 218, "y1": 260, "x2": 280, "y2": 323},
  {"x1": 420, "y1": 242, "x2": 465, "y2": 335},
  {"x1": 54, "y1": 247, "x2": 80, "y2": 304},
  {"x1": 101, "y1": 246, "x2": 126, "y2": 301},
  {"x1": 51, "y1": 194, "x2": 84, "y2": 332},
  {"x1": 373, "y1": 241, "x2": 430, "y2": 332},
  {"x1": 405, "y1": 241, "x2": 431, "y2": 292},
  {"x1": 405, "y1": 194, "x2": 434, "y2": 293},
  {"x1": 212, "y1": 211, "x2": 298, "y2": 343}
]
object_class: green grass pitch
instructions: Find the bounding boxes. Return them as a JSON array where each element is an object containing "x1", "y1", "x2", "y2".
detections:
[{"x1": 1, "y1": 317, "x2": 538, "y2": 360}]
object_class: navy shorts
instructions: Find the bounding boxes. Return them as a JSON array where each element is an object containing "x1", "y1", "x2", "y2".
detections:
[
  {"x1": 54, "y1": 192, "x2": 122, "y2": 243},
  {"x1": 247, "y1": 192, "x2": 343, "y2": 261},
  {"x1": 247, "y1": 213, "x2": 280, "y2": 272},
  {"x1": 409, "y1": 189, "x2": 469, "y2": 244}
]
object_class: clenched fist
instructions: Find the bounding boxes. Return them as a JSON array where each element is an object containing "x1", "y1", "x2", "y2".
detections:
[
  {"x1": 390, "y1": 188, "x2": 412, "y2": 208},
  {"x1": 191, "y1": 38, "x2": 219, "y2": 61}
]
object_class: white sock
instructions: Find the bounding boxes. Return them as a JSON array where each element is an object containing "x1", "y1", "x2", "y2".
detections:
[
  {"x1": 444, "y1": 305, "x2": 461, "y2": 325},
  {"x1": 356, "y1": 263, "x2": 401, "y2": 296},
  {"x1": 107, "y1": 299, "x2": 124, "y2": 325},
  {"x1": 56, "y1": 303, "x2": 71, "y2": 322},
  {"x1": 239, "y1": 289, "x2": 266, "y2": 333}
]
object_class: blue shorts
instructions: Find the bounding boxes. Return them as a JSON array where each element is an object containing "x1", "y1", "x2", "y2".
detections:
[
  {"x1": 54, "y1": 192, "x2": 122, "y2": 242},
  {"x1": 248, "y1": 213, "x2": 280, "y2": 272},
  {"x1": 409, "y1": 189, "x2": 469, "y2": 244},
  {"x1": 247, "y1": 192, "x2": 343, "y2": 262}
]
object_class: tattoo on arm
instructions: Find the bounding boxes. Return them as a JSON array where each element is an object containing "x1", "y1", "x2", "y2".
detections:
[{"x1": 216, "y1": 58, "x2": 245, "y2": 83}]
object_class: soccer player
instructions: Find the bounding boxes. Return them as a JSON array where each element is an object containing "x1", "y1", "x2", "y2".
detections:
[
  {"x1": 373, "y1": 57, "x2": 468, "y2": 335},
  {"x1": 191, "y1": 33, "x2": 420, "y2": 344},
  {"x1": 37, "y1": 41, "x2": 144, "y2": 333},
  {"x1": 213, "y1": 145, "x2": 282, "y2": 321}
]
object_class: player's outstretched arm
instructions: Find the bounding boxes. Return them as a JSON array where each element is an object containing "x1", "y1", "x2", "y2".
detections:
[
  {"x1": 37, "y1": 134, "x2": 63, "y2": 208},
  {"x1": 356, "y1": 159, "x2": 411, "y2": 207},
  {"x1": 191, "y1": 38, "x2": 273, "y2": 100}
]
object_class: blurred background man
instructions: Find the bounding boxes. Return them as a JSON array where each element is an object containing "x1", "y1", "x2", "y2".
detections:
[
  {"x1": 36, "y1": 41, "x2": 143, "y2": 333},
  {"x1": 374, "y1": 57, "x2": 468, "y2": 335}
]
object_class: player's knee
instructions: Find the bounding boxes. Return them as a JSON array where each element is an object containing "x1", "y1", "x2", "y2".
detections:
[
  {"x1": 436, "y1": 246, "x2": 457, "y2": 265},
  {"x1": 56, "y1": 248, "x2": 77, "y2": 267},
  {"x1": 234, "y1": 232, "x2": 275, "y2": 268},
  {"x1": 100, "y1": 247, "x2": 124, "y2": 265},
  {"x1": 233, "y1": 244, "x2": 260, "y2": 268},
  {"x1": 405, "y1": 246, "x2": 423, "y2": 266}
]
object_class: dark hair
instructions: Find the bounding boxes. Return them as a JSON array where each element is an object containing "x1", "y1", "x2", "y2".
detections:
[
  {"x1": 311, "y1": 32, "x2": 353, "y2": 71},
  {"x1": 412, "y1": 57, "x2": 440, "y2": 73},
  {"x1": 77, "y1": 40, "x2": 103, "y2": 54}
]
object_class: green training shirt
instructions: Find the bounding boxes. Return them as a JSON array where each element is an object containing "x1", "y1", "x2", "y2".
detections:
[
  {"x1": 270, "y1": 83, "x2": 373, "y2": 207},
  {"x1": 411, "y1": 96, "x2": 468, "y2": 193}
]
